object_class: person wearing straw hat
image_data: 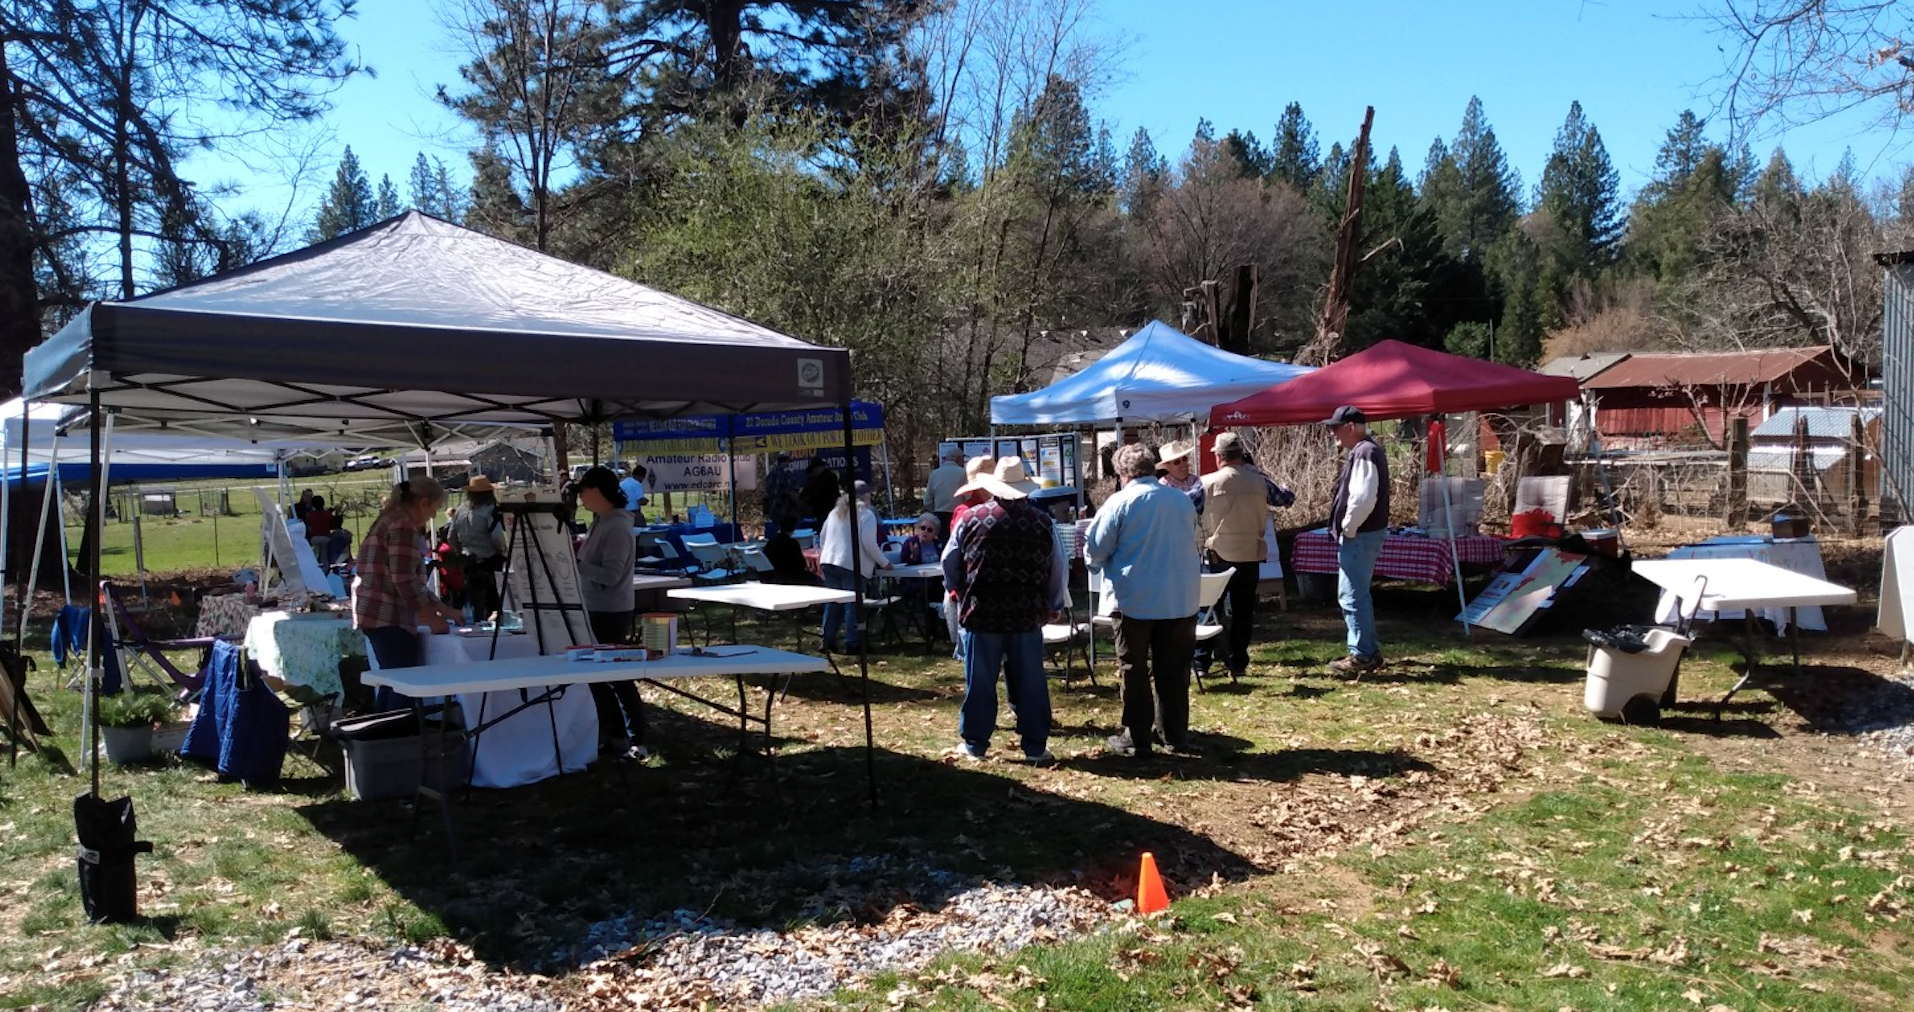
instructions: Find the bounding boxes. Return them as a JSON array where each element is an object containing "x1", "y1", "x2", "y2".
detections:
[
  {"x1": 941, "y1": 457, "x2": 1066, "y2": 764},
  {"x1": 1324, "y1": 406, "x2": 1389, "y2": 674},
  {"x1": 940, "y1": 454, "x2": 996, "y2": 657},
  {"x1": 1085, "y1": 443, "x2": 1203, "y2": 758},
  {"x1": 1156, "y1": 438, "x2": 1205, "y2": 512},
  {"x1": 450, "y1": 475, "x2": 507, "y2": 622}
]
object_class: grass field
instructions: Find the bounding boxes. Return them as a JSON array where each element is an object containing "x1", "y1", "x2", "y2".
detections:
[{"x1": 2, "y1": 533, "x2": 1911, "y2": 1011}]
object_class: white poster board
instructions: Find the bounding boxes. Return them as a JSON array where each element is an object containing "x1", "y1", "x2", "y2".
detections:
[
  {"x1": 254, "y1": 488, "x2": 328, "y2": 598},
  {"x1": 644, "y1": 454, "x2": 759, "y2": 493},
  {"x1": 1879, "y1": 526, "x2": 1914, "y2": 643},
  {"x1": 498, "y1": 497, "x2": 591, "y2": 653}
]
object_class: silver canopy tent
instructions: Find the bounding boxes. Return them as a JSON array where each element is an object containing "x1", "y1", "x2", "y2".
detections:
[{"x1": 16, "y1": 211, "x2": 871, "y2": 802}]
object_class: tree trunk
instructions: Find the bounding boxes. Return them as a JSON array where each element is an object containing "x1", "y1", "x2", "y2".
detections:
[
  {"x1": 0, "y1": 45, "x2": 40, "y2": 399},
  {"x1": 1299, "y1": 106, "x2": 1374, "y2": 366},
  {"x1": 1223, "y1": 262, "x2": 1257, "y2": 355},
  {"x1": 6, "y1": 486, "x2": 84, "y2": 593}
]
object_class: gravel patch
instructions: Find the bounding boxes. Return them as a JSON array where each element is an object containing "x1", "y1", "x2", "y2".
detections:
[
  {"x1": 86, "y1": 859, "x2": 1113, "y2": 1012},
  {"x1": 91, "y1": 934, "x2": 565, "y2": 1012},
  {"x1": 565, "y1": 857, "x2": 1113, "y2": 1010}
]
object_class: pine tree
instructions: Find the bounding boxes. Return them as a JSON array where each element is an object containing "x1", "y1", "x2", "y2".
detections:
[
  {"x1": 309, "y1": 146, "x2": 376, "y2": 243},
  {"x1": 1120, "y1": 127, "x2": 1165, "y2": 216},
  {"x1": 376, "y1": 174, "x2": 401, "y2": 220},
  {"x1": 466, "y1": 143, "x2": 530, "y2": 242},
  {"x1": 1221, "y1": 129, "x2": 1270, "y2": 179},
  {"x1": 1268, "y1": 102, "x2": 1319, "y2": 191},
  {"x1": 1536, "y1": 100, "x2": 1622, "y2": 275},
  {"x1": 1626, "y1": 110, "x2": 1739, "y2": 285},
  {"x1": 1429, "y1": 96, "x2": 1520, "y2": 262}
]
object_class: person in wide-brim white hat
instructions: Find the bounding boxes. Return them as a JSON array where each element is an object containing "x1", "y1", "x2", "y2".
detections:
[{"x1": 955, "y1": 456, "x2": 1042, "y2": 500}]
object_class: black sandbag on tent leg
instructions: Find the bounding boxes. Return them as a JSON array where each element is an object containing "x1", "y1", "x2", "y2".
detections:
[{"x1": 74, "y1": 792, "x2": 152, "y2": 923}]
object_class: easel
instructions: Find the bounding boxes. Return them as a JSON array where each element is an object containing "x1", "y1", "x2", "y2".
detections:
[{"x1": 412, "y1": 495, "x2": 599, "y2": 858}]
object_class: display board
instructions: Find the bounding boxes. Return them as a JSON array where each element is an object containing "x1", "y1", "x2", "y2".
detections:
[
  {"x1": 253, "y1": 488, "x2": 328, "y2": 598},
  {"x1": 942, "y1": 433, "x2": 1082, "y2": 490},
  {"x1": 1458, "y1": 547, "x2": 1590, "y2": 634},
  {"x1": 497, "y1": 492, "x2": 592, "y2": 653},
  {"x1": 1880, "y1": 526, "x2": 1914, "y2": 643}
]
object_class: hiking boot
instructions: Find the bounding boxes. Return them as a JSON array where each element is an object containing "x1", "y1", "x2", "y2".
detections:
[{"x1": 1327, "y1": 654, "x2": 1382, "y2": 675}]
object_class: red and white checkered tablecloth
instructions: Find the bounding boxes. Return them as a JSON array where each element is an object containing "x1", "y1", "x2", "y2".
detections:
[{"x1": 1292, "y1": 530, "x2": 1509, "y2": 586}]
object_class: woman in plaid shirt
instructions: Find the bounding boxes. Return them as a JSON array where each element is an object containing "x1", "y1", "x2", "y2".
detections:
[{"x1": 353, "y1": 477, "x2": 464, "y2": 674}]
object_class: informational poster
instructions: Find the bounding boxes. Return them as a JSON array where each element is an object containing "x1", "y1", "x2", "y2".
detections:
[
  {"x1": 498, "y1": 496, "x2": 592, "y2": 654},
  {"x1": 253, "y1": 488, "x2": 327, "y2": 598},
  {"x1": 1458, "y1": 548, "x2": 1590, "y2": 634},
  {"x1": 643, "y1": 454, "x2": 758, "y2": 493}
]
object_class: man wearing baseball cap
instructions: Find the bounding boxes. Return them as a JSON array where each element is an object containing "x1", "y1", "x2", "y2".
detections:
[{"x1": 1324, "y1": 406, "x2": 1389, "y2": 673}]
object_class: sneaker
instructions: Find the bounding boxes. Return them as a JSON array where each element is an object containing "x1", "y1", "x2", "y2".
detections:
[
  {"x1": 622, "y1": 743, "x2": 651, "y2": 762},
  {"x1": 1104, "y1": 733, "x2": 1151, "y2": 758},
  {"x1": 1327, "y1": 654, "x2": 1382, "y2": 674},
  {"x1": 945, "y1": 741, "x2": 986, "y2": 761},
  {"x1": 1020, "y1": 749, "x2": 1057, "y2": 766}
]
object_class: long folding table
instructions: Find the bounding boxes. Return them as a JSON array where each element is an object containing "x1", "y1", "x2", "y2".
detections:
[
  {"x1": 668, "y1": 584, "x2": 856, "y2": 656},
  {"x1": 363, "y1": 645, "x2": 828, "y2": 858},
  {"x1": 1632, "y1": 557, "x2": 1856, "y2": 718}
]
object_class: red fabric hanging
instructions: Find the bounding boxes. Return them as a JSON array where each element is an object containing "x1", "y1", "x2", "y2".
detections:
[{"x1": 1425, "y1": 418, "x2": 1446, "y2": 475}]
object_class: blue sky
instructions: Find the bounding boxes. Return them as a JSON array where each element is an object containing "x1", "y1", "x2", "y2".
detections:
[{"x1": 187, "y1": 0, "x2": 1908, "y2": 224}]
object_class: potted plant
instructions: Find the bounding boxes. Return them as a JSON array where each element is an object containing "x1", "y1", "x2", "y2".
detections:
[{"x1": 97, "y1": 690, "x2": 178, "y2": 764}]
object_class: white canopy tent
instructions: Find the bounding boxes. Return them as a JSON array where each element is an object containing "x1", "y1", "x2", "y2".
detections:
[
  {"x1": 990, "y1": 321, "x2": 1313, "y2": 426},
  {"x1": 15, "y1": 211, "x2": 876, "y2": 802}
]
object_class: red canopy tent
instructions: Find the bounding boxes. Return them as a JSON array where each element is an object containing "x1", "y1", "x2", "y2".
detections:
[
  {"x1": 1210, "y1": 340, "x2": 1583, "y2": 638},
  {"x1": 1209, "y1": 340, "x2": 1580, "y2": 425}
]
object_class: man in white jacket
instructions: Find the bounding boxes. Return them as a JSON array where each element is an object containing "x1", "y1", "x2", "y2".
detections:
[{"x1": 1325, "y1": 406, "x2": 1390, "y2": 673}]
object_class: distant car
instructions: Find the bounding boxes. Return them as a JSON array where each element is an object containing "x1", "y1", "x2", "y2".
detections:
[{"x1": 344, "y1": 455, "x2": 388, "y2": 473}]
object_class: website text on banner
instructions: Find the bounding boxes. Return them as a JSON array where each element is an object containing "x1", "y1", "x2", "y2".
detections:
[{"x1": 612, "y1": 402, "x2": 885, "y2": 455}]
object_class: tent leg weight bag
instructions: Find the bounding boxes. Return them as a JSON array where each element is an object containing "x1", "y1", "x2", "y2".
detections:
[{"x1": 74, "y1": 793, "x2": 153, "y2": 924}]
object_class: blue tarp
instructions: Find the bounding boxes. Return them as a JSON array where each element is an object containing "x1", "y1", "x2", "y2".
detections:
[{"x1": 4, "y1": 461, "x2": 278, "y2": 489}]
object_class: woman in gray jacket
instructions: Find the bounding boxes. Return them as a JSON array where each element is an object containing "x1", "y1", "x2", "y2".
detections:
[{"x1": 575, "y1": 466, "x2": 645, "y2": 760}]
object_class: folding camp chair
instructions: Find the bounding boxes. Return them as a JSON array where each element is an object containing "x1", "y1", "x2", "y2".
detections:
[{"x1": 100, "y1": 581, "x2": 213, "y2": 694}]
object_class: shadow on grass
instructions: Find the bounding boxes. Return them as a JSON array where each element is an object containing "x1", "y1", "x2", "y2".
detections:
[
  {"x1": 773, "y1": 667, "x2": 942, "y2": 705},
  {"x1": 1654, "y1": 715, "x2": 1784, "y2": 739},
  {"x1": 1764, "y1": 664, "x2": 1914, "y2": 735},
  {"x1": 292, "y1": 707, "x2": 1256, "y2": 972},
  {"x1": 1066, "y1": 745, "x2": 1434, "y2": 784}
]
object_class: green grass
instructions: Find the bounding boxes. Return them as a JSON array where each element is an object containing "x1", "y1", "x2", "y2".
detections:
[{"x1": 2, "y1": 581, "x2": 1911, "y2": 1011}]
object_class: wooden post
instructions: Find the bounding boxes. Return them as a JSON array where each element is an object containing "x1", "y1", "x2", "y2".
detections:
[
  {"x1": 1792, "y1": 413, "x2": 1813, "y2": 521},
  {"x1": 1725, "y1": 416, "x2": 1748, "y2": 530},
  {"x1": 1849, "y1": 412, "x2": 1867, "y2": 534},
  {"x1": 1298, "y1": 105, "x2": 1375, "y2": 366}
]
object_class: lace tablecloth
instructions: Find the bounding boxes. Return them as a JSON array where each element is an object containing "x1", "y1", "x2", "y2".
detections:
[
  {"x1": 195, "y1": 594, "x2": 260, "y2": 638},
  {"x1": 244, "y1": 612, "x2": 363, "y2": 698}
]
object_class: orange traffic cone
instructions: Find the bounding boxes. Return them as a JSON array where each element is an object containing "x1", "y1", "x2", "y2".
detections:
[{"x1": 1137, "y1": 852, "x2": 1169, "y2": 915}]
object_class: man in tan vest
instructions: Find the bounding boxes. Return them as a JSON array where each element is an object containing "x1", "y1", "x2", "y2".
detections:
[{"x1": 1197, "y1": 432, "x2": 1293, "y2": 680}]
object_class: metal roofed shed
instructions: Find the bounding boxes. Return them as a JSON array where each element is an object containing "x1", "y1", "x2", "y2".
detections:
[{"x1": 1583, "y1": 346, "x2": 1867, "y2": 444}]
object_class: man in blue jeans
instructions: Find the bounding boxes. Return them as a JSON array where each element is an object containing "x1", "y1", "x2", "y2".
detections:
[
  {"x1": 941, "y1": 457, "x2": 1067, "y2": 764},
  {"x1": 1325, "y1": 406, "x2": 1390, "y2": 673}
]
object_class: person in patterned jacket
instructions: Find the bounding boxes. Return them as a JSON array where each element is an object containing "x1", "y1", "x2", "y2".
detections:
[{"x1": 940, "y1": 457, "x2": 1067, "y2": 765}]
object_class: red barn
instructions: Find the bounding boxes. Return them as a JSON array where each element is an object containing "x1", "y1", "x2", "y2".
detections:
[{"x1": 1581, "y1": 346, "x2": 1866, "y2": 447}]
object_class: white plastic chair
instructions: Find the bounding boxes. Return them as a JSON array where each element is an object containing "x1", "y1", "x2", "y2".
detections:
[
  {"x1": 1041, "y1": 589, "x2": 1094, "y2": 688},
  {"x1": 1191, "y1": 568, "x2": 1235, "y2": 691},
  {"x1": 686, "y1": 541, "x2": 745, "y2": 585}
]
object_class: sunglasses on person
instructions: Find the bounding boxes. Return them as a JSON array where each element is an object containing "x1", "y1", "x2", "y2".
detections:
[{"x1": 917, "y1": 524, "x2": 938, "y2": 533}]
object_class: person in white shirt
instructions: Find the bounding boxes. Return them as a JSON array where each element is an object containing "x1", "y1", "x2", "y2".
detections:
[
  {"x1": 818, "y1": 480, "x2": 890, "y2": 651},
  {"x1": 1324, "y1": 406, "x2": 1390, "y2": 673},
  {"x1": 924, "y1": 448, "x2": 968, "y2": 533}
]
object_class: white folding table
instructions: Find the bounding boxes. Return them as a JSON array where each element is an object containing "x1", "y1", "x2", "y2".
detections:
[
  {"x1": 669, "y1": 584, "x2": 856, "y2": 655},
  {"x1": 1633, "y1": 557, "x2": 1856, "y2": 717},
  {"x1": 364, "y1": 645, "x2": 828, "y2": 857}
]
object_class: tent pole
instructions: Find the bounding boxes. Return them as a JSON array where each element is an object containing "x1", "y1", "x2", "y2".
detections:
[
  {"x1": 880, "y1": 437, "x2": 894, "y2": 518},
  {"x1": 8, "y1": 401, "x2": 26, "y2": 661},
  {"x1": 22, "y1": 427, "x2": 57, "y2": 646},
  {"x1": 1437, "y1": 417, "x2": 1470, "y2": 641},
  {"x1": 85, "y1": 389, "x2": 103, "y2": 800},
  {"x1": 0, "y1": 407, "x2": 10, "y2": 642},
  {"x1": 840, "y1": 396, "x2": 878, "y2": 808},
  {"x1": 724, "y1": 435, "x2": 738, "y2": 535}
]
